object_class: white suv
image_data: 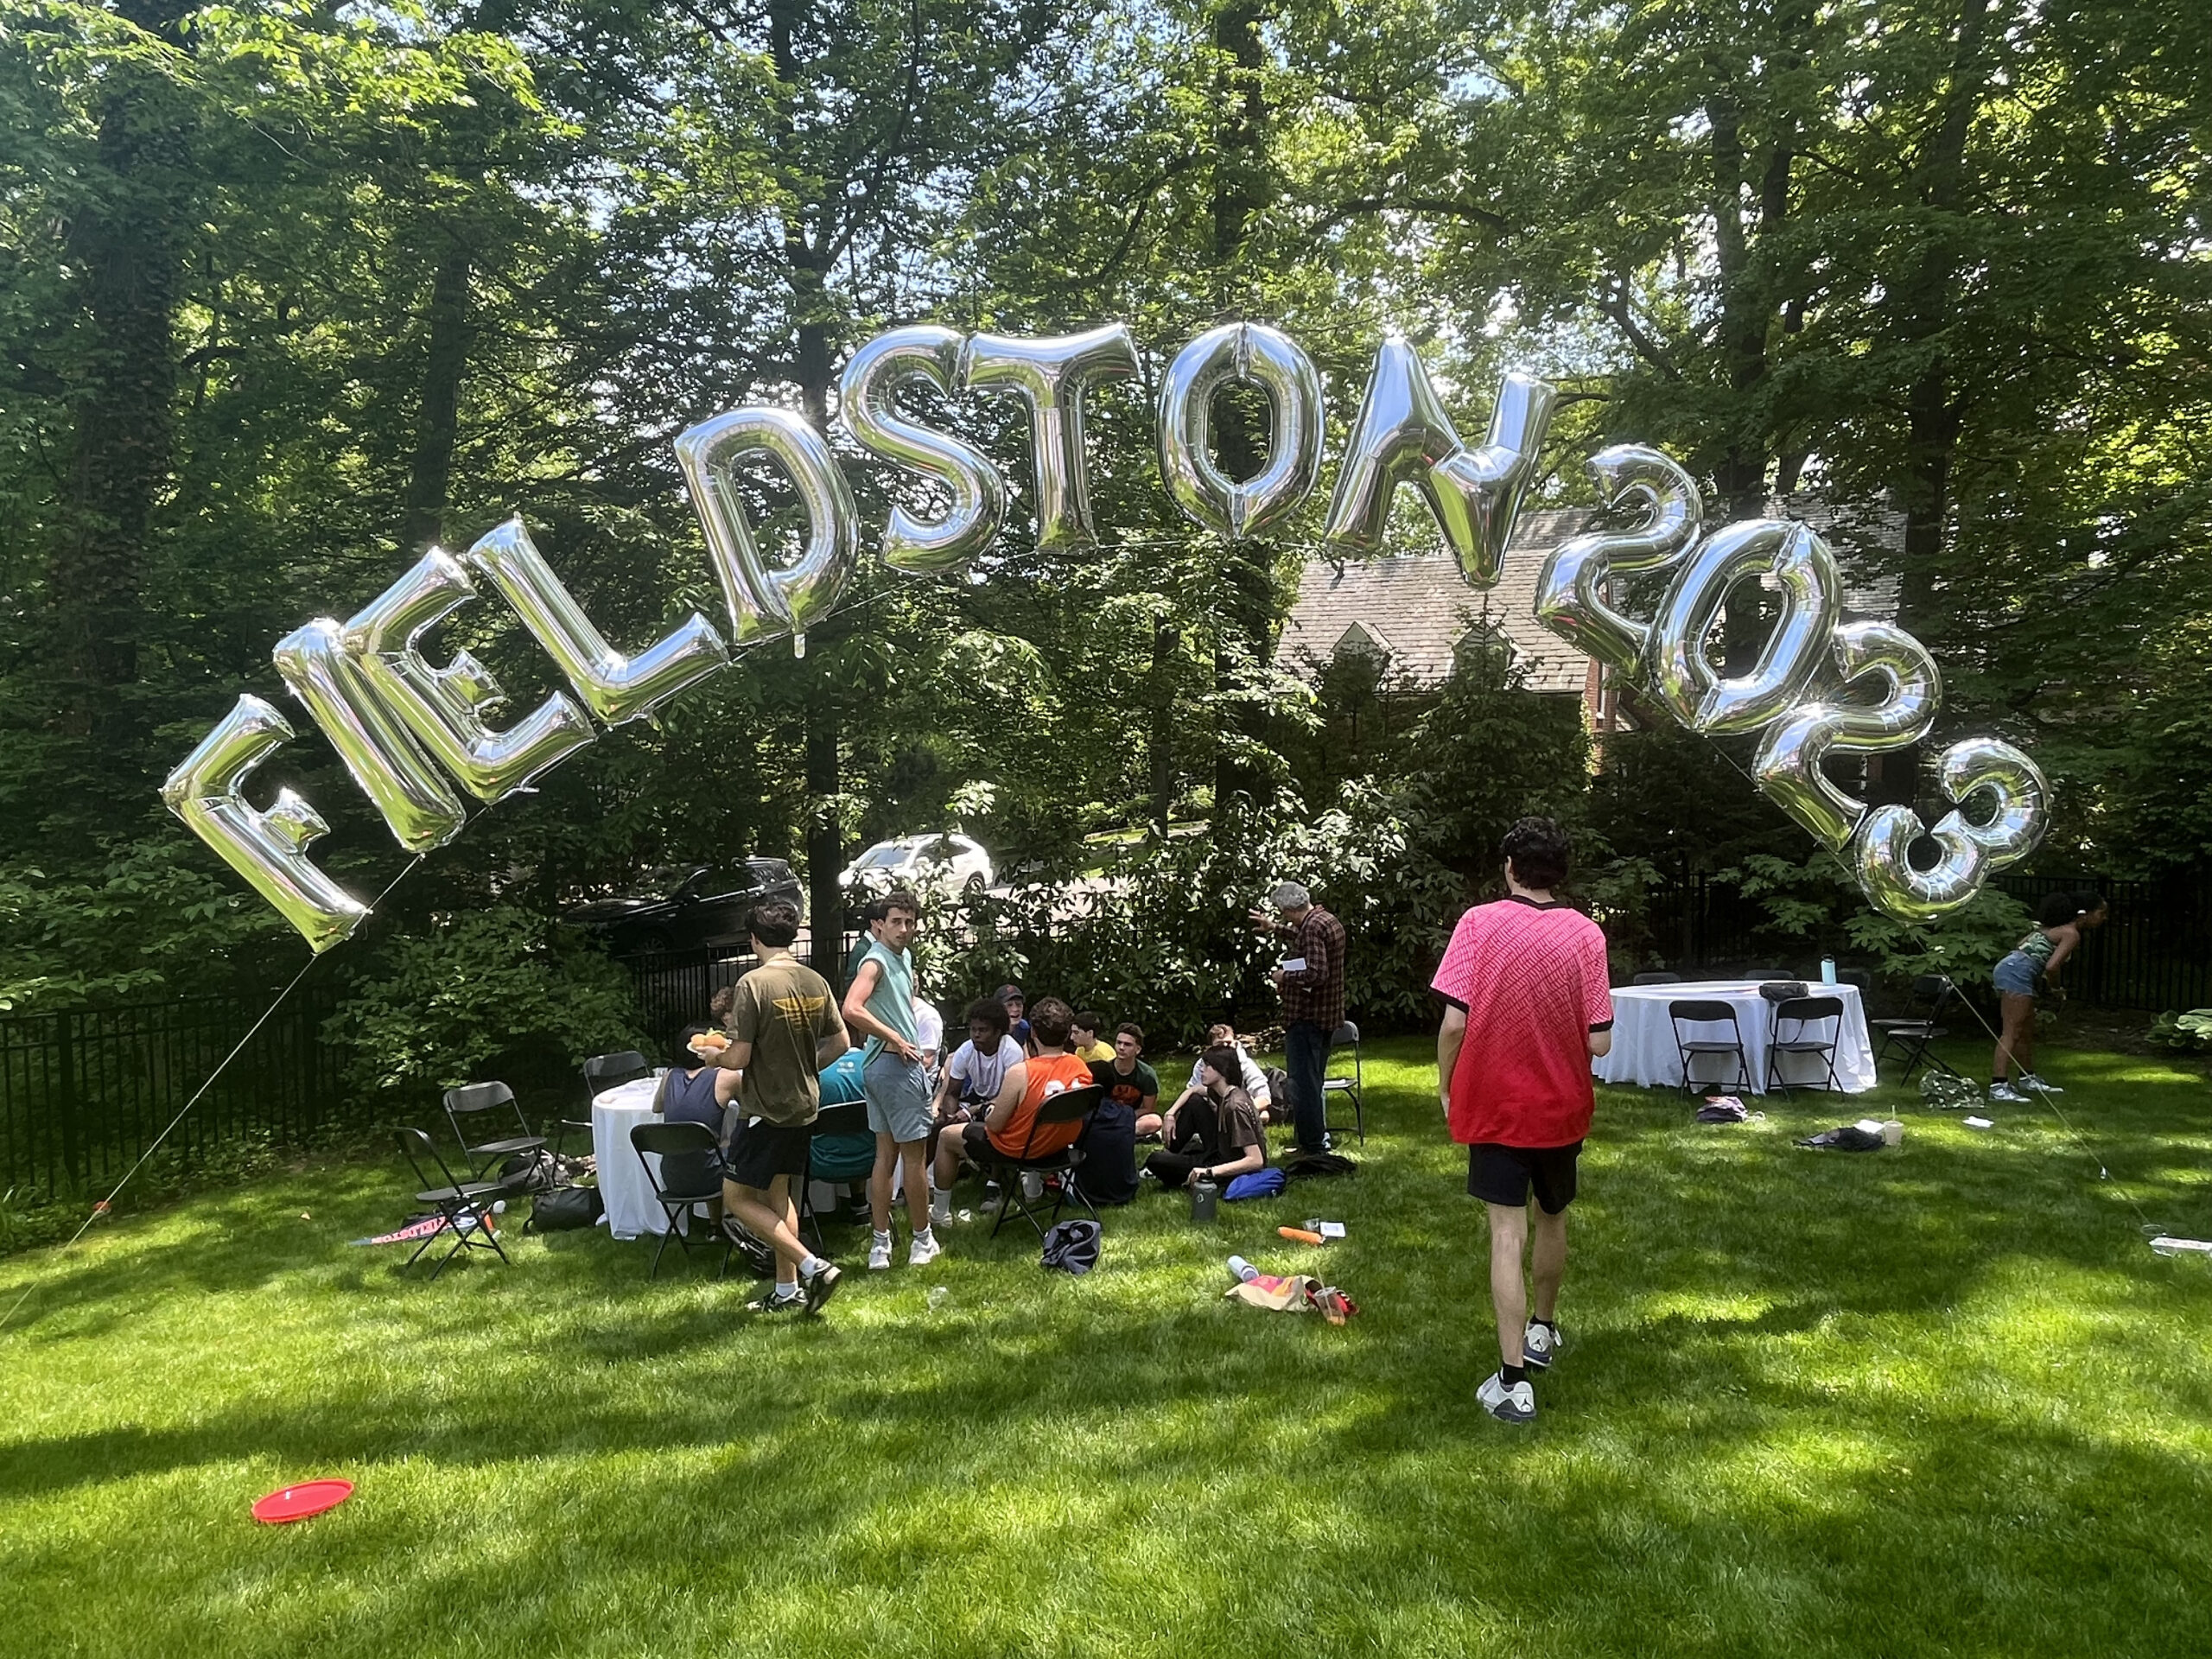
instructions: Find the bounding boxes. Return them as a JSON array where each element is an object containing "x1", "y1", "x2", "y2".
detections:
[{"x1": 839, "y1": 833, "x2": 995, "y2": 897}]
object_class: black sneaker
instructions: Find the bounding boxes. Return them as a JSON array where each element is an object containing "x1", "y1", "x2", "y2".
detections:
[
  {"x1": 747, "y1": 1287, "x2": 805, "y2": 1315},
  {"x1": 801, "y1": 1259, "x2": 842, "y2": 1316}
]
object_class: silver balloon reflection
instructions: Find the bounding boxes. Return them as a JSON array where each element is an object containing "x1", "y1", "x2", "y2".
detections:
[
  {"x1": 675, "y1": 407, "x2": 860, "y2": 654},
  {"x1": 1647, "y1": 518, "x2": 1842, "y2": 734},
  {"x1": 161, "y1": 696, "x2": 372, "y2": 954},
  {"x1": 273, "y1": 617, "x2": 467, "y2": 852},
  {"x1": 1533, "y1": 445, "x2": 1702, "y2": 674},
  {"x1": 1322, "y1": 340, "x2": 1556, "y2": 586},
  {"x1": 961, "y1": 324, "x2": 1139, "y2": 550},
  {"x1": 1853, "y1": 803, "x2": 1988, "y2": 922},
  {"x1": 1752, "y1": 623, "x2": 1941, "y2": 849},
  {"x1": 838, "y1": 326, "x2": 1007, "y2": 573},
  {"x1": 462, "y1": 518, "x2": 728, "y2": 724},
  {"x1": 339, "y1": 550, "x2": 596, "y2": 803},
  {"x1": 1936, "y1": 736, "x2": 2050, "y2": 872},
  {"x1": 1155, "y1": 322, "x2": 1324, "y2": 539}
]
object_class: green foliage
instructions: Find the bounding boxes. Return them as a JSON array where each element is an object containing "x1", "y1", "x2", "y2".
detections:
[
  {"x1": 323, "y1": 908, "x2": 643, "y2": 1096},
  {"x1": 2146, "y1": 1010, "x2": 2212, "y2": 1054},
  {"x1": 1724, "y1": 850, "x2": 2036, "y2": 988}
]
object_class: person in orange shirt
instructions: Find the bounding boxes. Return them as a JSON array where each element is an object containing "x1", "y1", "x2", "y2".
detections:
[{"x1": 933, "y1": 995, "x2": 1092, "y2": 1194}]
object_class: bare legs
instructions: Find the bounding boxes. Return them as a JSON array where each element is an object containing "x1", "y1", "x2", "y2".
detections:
[
  {"x1": 1486, "y1": 1201, "x2": 1568, "y2": 1367},
  {"x1": 723, "y1": 1175, "x2": 807, "y2": 1287},
  {"x1": 869, "y1": 1133, "x2": 931, "y2": 1236},
  {"x1": 1994, "y1": 991, "x2": 2035, "y2": 1082}
]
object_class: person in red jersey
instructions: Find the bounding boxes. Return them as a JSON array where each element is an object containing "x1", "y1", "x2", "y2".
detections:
[{"x1": 1433, "y1": 817, "x2": 1614, "y2": 1425}]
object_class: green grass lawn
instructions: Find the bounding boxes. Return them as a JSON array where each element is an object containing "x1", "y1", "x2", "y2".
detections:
[{"x1": 3, "y1": 1032, "x2": 2209, "y2": 1656}]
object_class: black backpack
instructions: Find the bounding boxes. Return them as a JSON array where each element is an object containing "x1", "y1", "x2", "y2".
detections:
[
  {"x1": 1075, "y1": 1099, "x2": 1140, "y2": 1205},
  {"x1": 1281, "y1": 1150, "x2": 1359, "y2": 1179},
  {"x1": 526, "y1": 1185, "x2": 603, "y2": 1231}
]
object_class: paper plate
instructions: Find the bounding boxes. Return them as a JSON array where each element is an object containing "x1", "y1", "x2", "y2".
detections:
[{"x1": 251, "y1": 1478, "x2": 354, "y2": 1524}]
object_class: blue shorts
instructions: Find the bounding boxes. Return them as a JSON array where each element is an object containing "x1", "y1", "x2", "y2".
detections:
[
  {"x1": 1993, "y1": 952, "x2": 2040, "y2": 996},
  {"x1": 863, "y1": 1051, "x2": 934, "y2": 1143}
]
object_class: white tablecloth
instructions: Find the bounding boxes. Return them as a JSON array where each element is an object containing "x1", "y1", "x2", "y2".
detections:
[
  {"x1": 1595, "y1": 981, "x2": 1876, "y2": 1095},
  {"x1": 591, "y1": 1077, "x2": 702, "y2": 1240}
]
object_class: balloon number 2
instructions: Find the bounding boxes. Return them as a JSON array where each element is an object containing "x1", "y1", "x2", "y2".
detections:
[{"x1": 1535, "y1": 461, "x2": 2048, "y2": 923}]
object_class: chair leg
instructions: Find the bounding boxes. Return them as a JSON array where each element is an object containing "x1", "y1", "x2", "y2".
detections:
[{"x1": 649, "y1": 1215, "x2": 677, "y2": 1279}]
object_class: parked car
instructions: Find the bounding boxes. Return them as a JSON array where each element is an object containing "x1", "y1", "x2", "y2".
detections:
[
  {"x1": 562, "y1": 859, "x2": 804, "y2": 956},
  {"x1": 838, "y1": 834, "x2": 994, "y2": 899}
]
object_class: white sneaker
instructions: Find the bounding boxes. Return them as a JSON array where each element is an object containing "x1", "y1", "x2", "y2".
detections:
[
  {"x1": 1988, "y1": 1081, "x2": 2030, "y2": 1104},
  {"x1": 868, "y1": 1232, "x2": 893, "y2": 1271},
  {"x1": 1522, "y1": 1320, "x2": 1560, "y2": 1370},
  {"x1": 909, "y1": 1231, "x2": 943, "y2": 1268},
  {"x1": 1476, "y1": 1370, "x2": 1535, "y2": 1424},
  {"x1": 2017, "y1": 1073, "x2": 2063, "y2": 1094}
]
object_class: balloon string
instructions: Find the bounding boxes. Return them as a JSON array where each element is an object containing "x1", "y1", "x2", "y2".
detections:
[
  {"x1": 1680, "y1": 730, "x2": 2171, "y2": 1242},
  {"x1": 0, "y1": 855, "x2": 426, "y2": 1337}
]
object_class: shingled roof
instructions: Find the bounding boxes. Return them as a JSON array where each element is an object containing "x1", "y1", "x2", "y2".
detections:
[{"x1": 1279, "y1": 496, "x2": 1902, "y2": 695}]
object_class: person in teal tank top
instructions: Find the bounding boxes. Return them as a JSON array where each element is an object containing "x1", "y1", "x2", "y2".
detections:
[
  {"x1": 1990, "y1": 891, "x2": 2107, "y2": 1103},
  {"x1": 840, "y1": 887, "x2": 940, "y2": 1270}
]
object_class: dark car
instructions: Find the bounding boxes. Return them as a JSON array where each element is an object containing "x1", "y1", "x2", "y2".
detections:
[{"x1": 562, "y1": 860, "x2": 804, "y2": 956}]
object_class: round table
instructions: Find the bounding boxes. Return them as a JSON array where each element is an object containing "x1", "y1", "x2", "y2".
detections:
[
  {"x1": 1595, "y1": 981, "x2": 1876, "y2": 1095},
  {"x1": 590, "y1": 1076, "x2": 693, "y2": 1240}
]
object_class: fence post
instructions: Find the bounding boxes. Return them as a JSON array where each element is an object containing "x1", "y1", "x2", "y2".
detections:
[{"x1": 56, "y1": 1009, "x2": 85, "y2": 1193}]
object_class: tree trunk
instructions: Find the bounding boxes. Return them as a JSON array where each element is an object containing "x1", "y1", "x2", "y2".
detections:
[
  {"x1": 1208, "y1": 0, "x2": 1278, "y2": 814},
  {"x1": 48, "y1": 4, "x2": 194, "y2": 714},
  {"x1": 401, "y1": 239, "x2": 474, "y2": 551},
  {"x1": 1892, "y1": 0, "x2": 1996, "y2": 647},
  {"x1": 805, "y1": 704, "x2": 844, "y2": 980},
  {"x1": 1147, "y1": 616, "x2": 1179, "y2": 831}
]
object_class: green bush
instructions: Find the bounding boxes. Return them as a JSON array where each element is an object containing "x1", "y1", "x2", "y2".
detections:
[
  {"x1": 323, "y1": 907, "x2": 645, "y2": 1096},
  {"x1": 2146, "y1": 1009, "x2": 2212, "y2": 1052}
]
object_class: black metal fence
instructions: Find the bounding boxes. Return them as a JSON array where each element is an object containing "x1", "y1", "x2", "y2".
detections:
[
  {"x1": 1631, "y1": 870, "x2": 2212, "y2": 1014},
  {"x1": 620, "y1": 926, "x2": 863, "y2": 1052},
  {"x1": 0, "y1": 988, "x2": 346, "y2": 1206}
]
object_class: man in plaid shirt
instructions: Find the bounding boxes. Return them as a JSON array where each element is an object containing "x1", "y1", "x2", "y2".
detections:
[{"x1": 1249, "y1": 880, "x2": 1346, "y2": 1152}]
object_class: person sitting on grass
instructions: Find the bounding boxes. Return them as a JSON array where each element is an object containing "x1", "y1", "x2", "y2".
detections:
[
  {"x1": 1143, "y1": 1045, "x2": 1268, "y2": 1190},
  {"x1": 932, "y1": 995, "x2": 1092, "y2": 1198},
  {"x1": 1150, "y1": 1023, "x2": 1271, "y2": 1136},
  {"x1": 658, "y1": 1025, "x2": 741, "y2": 1139},
  {"x1": 1070, "y1": 1010, "x2": 1116, "y2": 1065},
  {"x1": 710, "y1": 898, "x2": 849, "y2": 1317}
]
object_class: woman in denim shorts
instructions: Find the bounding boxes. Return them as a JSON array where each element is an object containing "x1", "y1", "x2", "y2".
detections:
[{"x1": 1990, "y1": 892, "x2": 2107, "y2": 1102}]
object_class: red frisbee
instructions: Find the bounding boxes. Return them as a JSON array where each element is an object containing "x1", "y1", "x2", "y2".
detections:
[{"x1": 251, "y1": 1478, "x2": 354, "y2": 1524}]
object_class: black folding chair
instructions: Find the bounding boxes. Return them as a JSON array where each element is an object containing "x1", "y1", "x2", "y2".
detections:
[
  {"x1": 1632, "y1": 970, "x2": 1682, "y2": 986},
  {"x1": 1669, "y1": 1000, "x2": 1751, "y2": 1095},
  {"x1": 976, "y1": 1084, "x2": 1103, "y2": 1239},
  {"x1": 442, "y1": 1081, "x2": 545, "y2": 1179},
  {"x1": 1322, "y1": 1020, "x2": 1364, "y2": 1144},
  {"x1": 796, "y1": 1097, "x2": 873, "y2": 1253},
  {"x1": 629, "y1": 1120, "x2": 731, "y2": 1279},
  {"x1": 569, "y1": 1049, "x2": 652, "y2": 1155},
  {"x1": 1873, "y1": 975, "x2": 1961, "y2": 1081},
  {"x1": 1766, "y1": 995, "x2": 1845, "y2": 1095},
  {"x1": 394, "y1": 1127, "x2": 511, "y2": 1279}
]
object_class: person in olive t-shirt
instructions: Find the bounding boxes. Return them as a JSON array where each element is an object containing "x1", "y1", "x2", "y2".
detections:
[{"x1": 714, "y1": 899, "x2": 849, "y2": 1315}]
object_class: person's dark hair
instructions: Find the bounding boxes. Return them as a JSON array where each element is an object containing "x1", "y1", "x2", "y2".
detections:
[
  {"x1": 963, "y1": 997, "x2": 1011, "y2": 1040},
  {"x1": 1071, "y1": 1008, "x2": 1105, "y2": 1035},
  {"x1": 880, "y1": 887, "x2": 921, "y2": 918},
  {"x1": 709, "y1": 983, "x2": 736, "y2": 1024},
  {"x1": 1501, "y1": 815, "x2": 1572, "y2": 891},
  {"x1": 749, "y1": 895, "x2": 801, "y2": 947},
  {"x1": 1027, "y1": 995, "x2": 1073, "y2": 1048},
  {"x1": 1200, "y1": 1044, "x2": 1242, "y2": 1084},
  {"x1": 2038, "y1": 890, "x2": 2105, "y2": 927},
  {"x1": 676, "y1": 1024, "x2": 709, "y2": 1067},
  {"x1": 860, "y1": 895, "x2": 890, "y2": 925},
  {"x1": 1116, "y1": 1021, "x2": 1144, "y2": 1047}
]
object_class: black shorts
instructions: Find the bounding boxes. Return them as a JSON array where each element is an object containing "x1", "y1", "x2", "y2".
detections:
[
  {"x1": 958, "y1": 1120, "x2": 997, "y2": 1164},
  {"x1": 723, "y1": 1117, "x2": 814, "y2": 1189},
  {"x1": 1467, "y1": 1141, "x2": 1583, "y2": 1213}
]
